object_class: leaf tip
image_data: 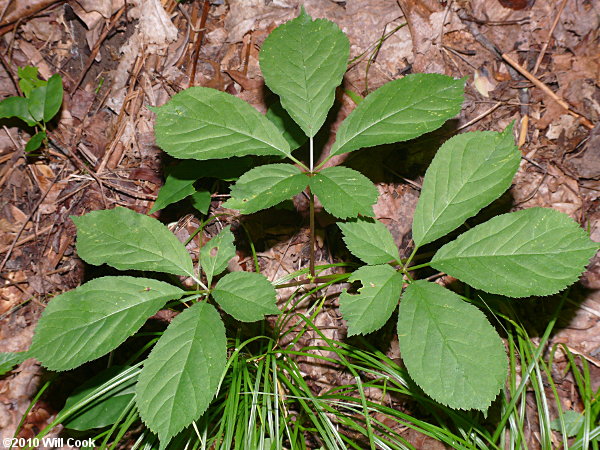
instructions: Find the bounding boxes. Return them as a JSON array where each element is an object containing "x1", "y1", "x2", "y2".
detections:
[{"x1": 298, "y1": 5, "x2": 311, "y2": 19}]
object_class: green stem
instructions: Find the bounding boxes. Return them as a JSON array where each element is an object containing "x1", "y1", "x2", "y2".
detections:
[
  {"x1": 309, "y1": 136, "x2": 314, "y2": 172},
  {"x1": 289, "y1": 154, "x2": 308, "y2": 171},
  {"x1": 406, "y1": 261, "x2": 431, "y2": 272},
  {"x1": 402, "y1": 246, "x2": 419, "y2": 271},
  {"x1": 308, "y1": 186, "x2": 316, "y2": 278},
  {"x1": 276, "y1": 274, "x2": 349, "y2": 289}
]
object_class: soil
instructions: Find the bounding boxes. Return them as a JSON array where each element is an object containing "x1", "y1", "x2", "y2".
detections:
[{"x1": 0, "y1": 0, "x2": 598, "y2": 448}]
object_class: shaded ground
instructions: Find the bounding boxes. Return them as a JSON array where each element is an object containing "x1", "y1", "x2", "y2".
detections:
[{"x1": 0, "y1": 0, "x2": 598, "y2": 448}]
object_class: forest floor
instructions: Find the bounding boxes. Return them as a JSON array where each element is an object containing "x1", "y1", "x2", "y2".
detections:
[{"x1": 0, "y1": 0, "x2": 598, "y2": 448}]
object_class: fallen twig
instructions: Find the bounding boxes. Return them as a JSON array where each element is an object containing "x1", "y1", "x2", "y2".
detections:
[
  {"x1": 532, "y1": 0, "x2": 567, "y2": 75},
  {"x1": 70, "y1": 5, "x2": 126, "y2": 95},
  {"x1": 502, "y1": 53, "x2": 594, "y2": 130},
  {"x1": 0, "y1": 167, "x2": 64, "y2": 273}
]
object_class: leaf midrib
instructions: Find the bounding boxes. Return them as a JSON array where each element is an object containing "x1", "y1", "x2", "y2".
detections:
[
  {"x1": 162, "y1": 101, "x2": 290, "y2": 158},
  {"x1": 419, "y1": 141, "x2": 513, "y2": 242},
  {"x1": 334, "y1": 82, "x2": 459, "y2": 153},
  {"x1": 87, "y1": 226, "x2": 192, "y2": 276}
]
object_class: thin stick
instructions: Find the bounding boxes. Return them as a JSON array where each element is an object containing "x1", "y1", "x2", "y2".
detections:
[
  {"x1": 0, "y1": 50, "x2": 20, "y2": 95},
  {"x1": 0, "y1": 224, "x2": 53, "y2": 254},
  {"x1": 188, "y1": 0, "x2": 210, "y2": 88},
  {"x1": 0, "y1": 167, "x2": 64, "y2": 272},
  {"x1": 532, "y1": 0, "x2": 567, "y2": 75},
  {"x1": 502, "y1": 53, "x2": 594, "y2": 129},
  {"x1": 456, "y1": 102, "x2": 502, "y2": 131},
  {"x1": 70, "y1": 5, "x2": 126, "y2": 95},
  {"x1": 48, "y1": 136, "x2": 108, "y2": 207}
]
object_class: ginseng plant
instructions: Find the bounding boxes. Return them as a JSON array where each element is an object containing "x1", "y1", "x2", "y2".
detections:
[{"x1": 10, "y1": 8, "x2": 596, "y2": 448}]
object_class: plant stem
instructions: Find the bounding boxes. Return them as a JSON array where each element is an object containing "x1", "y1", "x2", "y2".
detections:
[
  {"x1": 309, "y1": 136, "x2": 314, "y2": 172},
  {"x1": 276, "y1": 273, "x2": 349, "y2": 289},
  {"x1": 308, "y1": 186, "x2": 316, "y2": 278}
]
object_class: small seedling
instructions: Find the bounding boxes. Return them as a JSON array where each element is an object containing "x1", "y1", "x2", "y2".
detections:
[
  {"x1": 4, "y1": 8, "x2": 596, "y2": 448},
  {"x1": 0, "y1": 66, "x2": 63, "y2": 152}
]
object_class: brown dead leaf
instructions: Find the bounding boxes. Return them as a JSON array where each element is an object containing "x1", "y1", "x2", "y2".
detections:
[
  {"x1": 565, "y1": 125, "x2": 600, "y2": 180},
  {"x1": 397, "y1": 0, "x2": 448, "y2": 74},
  {"x1": 226, "y1": 69, "x2": 263, "y2": 91},
  {"x1": 0, "y1": 0, "x2": 60, "y2": 27},
  {"x1": 21, "y1": 17, "x2": 61, "y2": 43},
  {"x1": 16, "y1": 41, "x2": 52, "y2": 78}
]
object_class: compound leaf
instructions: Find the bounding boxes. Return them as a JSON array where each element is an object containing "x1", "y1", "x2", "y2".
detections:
[
  {"x1": 0, "y1": 96, "x2": 36, "y2": 126},
  {"x1": 330, "y1": 74, "x2": 465, "y2": 157},
  {"x1": 398, "y1": 280, "x2": 507, "y2": 411},
  {"x1": 73, "y1": 207, "x2": 193, "y2": 277},
  {"x1": 30, "y1": 277, "x2": 184, "y2": 371},
  {"x1": 309, "y1": 166, "x2": 377, "y2": 219},
  {"x1": 431, "y1": 208, "x2": 598, "y2": 297},
  {"x1": 213, "y1": 271, "x2": 280, "y2": 322},
  {"x1": 223, "y1": 164, "x2": 307, "y2": 214},
  {"x1": 62, "y1": 366, "x2": 138, "y2": 431},
  {"x1": 340, "y1": 265, "x2": 403, "y2": 336},
  {"x1": 412, "y1": 125, "x2": 520, "y2": 247},
  {"x1": 0, "y1": 352, "x2": 28, "y2": 376},
  {"x1": 260, "y1": 7, "x2": 349, "y2": 137},
  {"x1": 200, "y1": 226, "x2": 236, "y2": 285},
  {"x1": 136, "y1": 302, "x2": 226, "y2": 446},
  {"x1": 154, "y1": 87, "x2": 291, "y2": 160},
  {"x1": 339, "y1": 217, "x2": 400, "y2": 264}
]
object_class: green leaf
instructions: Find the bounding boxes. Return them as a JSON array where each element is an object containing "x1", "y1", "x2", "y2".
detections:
[
  {"x1": 200, "y1": 226, "x2": 236, "y2": 285},
  {"x1": 28, "y1": 74, "x2": 63, "y2": 123},
  {"x1": 338, "y1": 217, "x2": 400, "y2": 264},
  {"x1": 266, "y1": 99, "x2": 308, "y2": 150},
  {"x1": 136, "y1": 302, "x2": 227, "y2": 446},
  {"x1": 340, "y1": 265, "x2": 403, "y2": 336},
  {"x1": 330, "y1": 74, "x2": 465, "y2": 157},
  {"x1": 0, "y1": 96, "x2": 37, "y2": 126},
  {"x1": 27, "y1": 86, "x2": 45, "y2": 122},
  {"x1": 309, "y1": 166, "x2": 377, "y2": 219},
  {"x1": 223, "y1": 164, "x2": 307, "y2": 214},
  {"x1": 72, "y1": 207, "x2": 194, "y2": 276},
  {"x1": 43, "y1": 74, "x2": 63, "y2": 121},
  {"x1": 25, "y1": 131, "x2": 46, "y2": 153},
  {"x1": 412, "y1": 125, "x2": 520, "y2": 247},
  {"x1": 213, "y1": 271, "x2": 280, "y2": 322},
  {"x1": 0, "y1": 352, "x2": 27, "y2": 376},
  {"x1": 260, "y1": 7, "x2": 349, "y2": 137},
  {"x1": 18, "y1": 66, "x2": 46, "y2": 97},
  {"x1": 154, "y1": 87, "x2": 292, "y2": 160},
  {"x1": 29, "y1": 277, "x2": 183, "y2": 371},
  {"x1": 62, "y1": 366, "x2": 137, "y2": 431},
  {"x1": 190, "y1": 189, "x2": 211, "y2": 214},
  {"x1": 550, "y1": 410, "x2": 585, "y2": 437},
  {"x1": 431, "y1": 208, "x2": 598, "y2": 297},
  {"x1": 150, "y1": 159, "x2": 251, "y2": 213},
  {"x1": 150, "y1": 174, "x2": 196, "y2": 214},
  {"x1": 398, "y1": 280, "x2": 507, "y2": 410}
]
